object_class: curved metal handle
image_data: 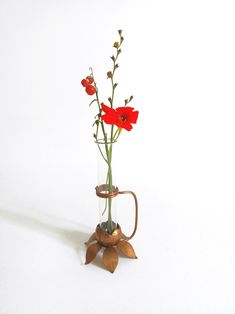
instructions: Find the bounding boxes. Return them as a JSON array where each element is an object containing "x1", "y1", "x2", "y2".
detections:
[{"x1": 118, "y1": 190, "x2": 138, "y2": 240}]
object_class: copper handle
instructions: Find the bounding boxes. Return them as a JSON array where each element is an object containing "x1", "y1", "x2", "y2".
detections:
[{"x1": 118, "y1": 190, "x2": 138, "y2": 240}]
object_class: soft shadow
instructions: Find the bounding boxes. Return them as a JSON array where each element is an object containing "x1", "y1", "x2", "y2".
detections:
[{"x1": 0, "y1": 208, "x2": 93, "y2": 263}]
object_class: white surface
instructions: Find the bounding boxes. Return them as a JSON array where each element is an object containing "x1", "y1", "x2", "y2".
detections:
[{"x1": 0, "y1": 0, "x2": 235, "y2": 313}]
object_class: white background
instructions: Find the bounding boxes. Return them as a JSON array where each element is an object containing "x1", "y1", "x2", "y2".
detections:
[{"x1": 0, "y1": 0, "x2": 235, "y2": 313}]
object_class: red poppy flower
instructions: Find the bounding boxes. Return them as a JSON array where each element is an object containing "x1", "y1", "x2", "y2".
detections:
[
  {"x1": 115, "y1": 107, "x2": 139, "y2": 131},
  {"x1": 101, "y1": 104, "x2": 139, "y2": 131}
]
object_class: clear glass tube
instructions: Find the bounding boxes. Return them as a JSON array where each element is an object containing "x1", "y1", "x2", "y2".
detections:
[{"x1": 96, "y1": 139, "x2": 117, "y2": 234}]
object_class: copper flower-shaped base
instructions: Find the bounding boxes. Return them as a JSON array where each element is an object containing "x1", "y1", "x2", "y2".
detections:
[{"x1": 84, "y1": 224, "x2": 137, "y2": 273}]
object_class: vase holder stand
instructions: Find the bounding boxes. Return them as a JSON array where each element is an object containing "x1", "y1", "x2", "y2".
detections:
[{"x1": 84, "y1": 185, "x2": 138, "y2": 273}]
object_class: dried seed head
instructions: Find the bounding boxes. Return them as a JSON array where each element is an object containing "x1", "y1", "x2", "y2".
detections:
[
  {"x1": 113, "y1": 42, "x2": 119, "y2": 48},
  {"x1": 107, "y1": 71, "x2": 112, "y2": 78}
]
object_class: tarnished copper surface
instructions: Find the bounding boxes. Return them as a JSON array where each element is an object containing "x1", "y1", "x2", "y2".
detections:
[
  {"x1": 95, "y1": 224, "x2": 122, "y2": 246},
  {"x1": 84, "y1": 185, "x2": 139, "y2": 273},
  {"x1": 118, "y1": 190, "x2": 138, "y2": 240},
  {"x1": 85, "y1": 242, "x2": 102, "y2": 264},
  {"x1": 117, "y1": 240, "x2": 137, "y2": 259},
  {"x1": 103, "y1": 247, "x2": 119, "y2": 273},
  {"x1": 84, "y1": 224, "x2": 138, "y2": 273},
  {"x1": 95, "y1": 184, "x2": 119, "y2": 198},
  {"x1": 95, "y1": 185, "x2": 138, "y2": 241}
]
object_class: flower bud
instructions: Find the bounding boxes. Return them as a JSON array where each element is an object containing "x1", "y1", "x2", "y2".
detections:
[
  {"x1": 130, "y1": 95, "x2": 133, "y2": 101},
  {"x1": 113, "y1": 42, "x2": 119, "y2": 48},
  {"x1": 118, "y1": 30, "x2": 123, "y2": 35},
  {"x1": 108, "y1": 97, "x2": 112, "y2": 103},
  {"x1": 110, "y1": 55, "x2": 115, "y2": 61},
  {"x1": 114, "y1": 83, "x2": 118, "y2": 89},
  {"x1": 115, "y1": 64, "x2": 119, "y2": 69}
]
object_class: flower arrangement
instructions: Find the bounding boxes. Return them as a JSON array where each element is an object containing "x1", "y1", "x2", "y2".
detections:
[{"x1": 81, "y1": 30, "x2": 139, "y2": 234}]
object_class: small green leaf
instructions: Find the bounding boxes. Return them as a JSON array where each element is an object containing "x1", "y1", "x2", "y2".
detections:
[{"x1": 89, "y1": 99, "x2": 97, "y2": 106}]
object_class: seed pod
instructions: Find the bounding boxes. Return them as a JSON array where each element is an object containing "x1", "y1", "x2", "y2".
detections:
[
  {"x1": 113, "y1": 42, "x2": 119, "y2": 48},
  {"x1": 107, "y1": 71, "x2": 112, "y2": 78}
]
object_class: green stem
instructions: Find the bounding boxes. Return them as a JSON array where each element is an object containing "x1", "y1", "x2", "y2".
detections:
[
  {"x1": 96, "y1": 143, "x2": 108, "y2": 164},
  {"x1": 107, "y1": 144, "x2": 113, "y2": 233},
  {"x1": 90, "y1": 67, "x2": 110, "y2": 163},
  {"x1": 105, "y1": 36, "x2": 124, "y2": 233}
]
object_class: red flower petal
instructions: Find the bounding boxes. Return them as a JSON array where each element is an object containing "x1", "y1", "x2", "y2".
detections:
[
  {"x1": 129, "y1": 110, "x2": 139, "y2": 124},
  {"x1": 101, "y1": 104, "x2": 117, "y2": 125},
  {"x1": 115, "y1": 119, "x2": 133, "y2": 131},
  {"x1": 122, "y1": 123, "x2": 133, "y2": 131},
  {"x1": 101, "y1": 104, "x2": 116, "y2": 115}
]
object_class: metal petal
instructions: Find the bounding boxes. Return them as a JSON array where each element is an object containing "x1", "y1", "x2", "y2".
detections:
[
  {"x1": 85, "y1": 242, "x2": 102, "y2": 264},
  {"x1": 116, "y1": 240, "x2": 137, "y2": 259},
  {"x1": 85, "y1": 232, "x2": 96, "y2": 245},
  {"x1": 103, "y1": 247, "x2": 119, "y2": 273}
]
